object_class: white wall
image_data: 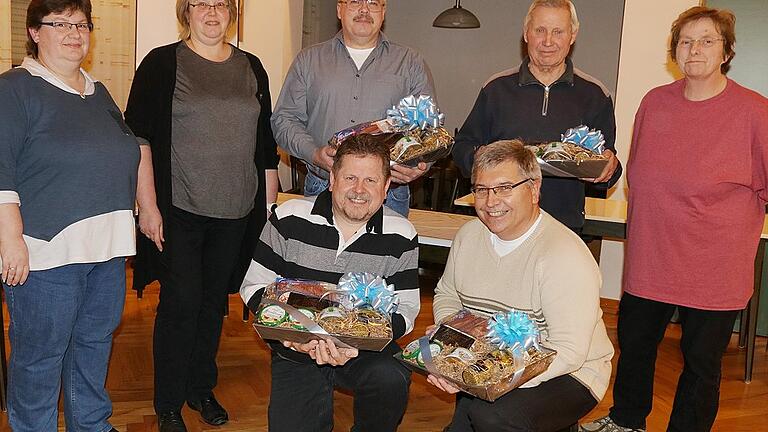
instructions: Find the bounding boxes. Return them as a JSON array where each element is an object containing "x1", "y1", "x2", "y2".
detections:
[{"x1": 598, "y1": 0, "x2": 698, "y2": 299}]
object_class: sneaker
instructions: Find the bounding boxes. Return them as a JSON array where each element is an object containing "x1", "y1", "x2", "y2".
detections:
[{"x1": 579, "y1": 416, "x2": 646, "y2": 432}]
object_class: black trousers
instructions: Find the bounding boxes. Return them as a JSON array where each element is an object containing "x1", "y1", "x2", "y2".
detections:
[
  {"x1": 268, "y1": 349, "x2": 412, "y2": 432},
  {"x1": 609, "y1": 293, "x2": 739, "y2": 432},
  {"x1": 153, "y1": 206, "x2": 248, "y2": 412},
  {"x1": 447, "y1": 374, "x2": 597, "y2": 432}
]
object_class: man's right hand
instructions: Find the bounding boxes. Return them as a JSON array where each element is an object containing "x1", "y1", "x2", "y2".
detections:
[{"x1": 312, "y1": 145, "x2": 337, "y2": 173}]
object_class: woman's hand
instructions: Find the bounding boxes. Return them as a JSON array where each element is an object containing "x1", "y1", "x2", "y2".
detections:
[
  {"x1": 0, "y1": 203, "x2": 29, "y2": 286},
  {"x1": 139, "y1": 205, "x2": 164, "y2": 252},
  {"x1": 1, "y1": 235, "x2": 29, "y2": 286}
]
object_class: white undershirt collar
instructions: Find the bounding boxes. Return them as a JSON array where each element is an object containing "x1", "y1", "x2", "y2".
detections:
[
  {"x1": 346, "y1": 46, "x2": 374, "y2": 70},
  {"x1": 490, "y1": 213, "x2": 543, "y2": 257},
  {"x1": 20, "y1": 57, "x2": 97, "y2": 97}
]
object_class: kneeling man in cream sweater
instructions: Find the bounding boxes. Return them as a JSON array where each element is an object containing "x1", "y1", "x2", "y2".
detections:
[{"x1": 429, "y1": 140, "x2": 614, "y2": 432}]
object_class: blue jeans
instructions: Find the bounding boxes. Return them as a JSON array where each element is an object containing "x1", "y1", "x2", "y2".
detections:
[
  {"x1": 3, "y1": 257, "x2": 126, "y2": 432},
  {"x1": 304, "y1": 171, "x2": 411, "y2": 217}
]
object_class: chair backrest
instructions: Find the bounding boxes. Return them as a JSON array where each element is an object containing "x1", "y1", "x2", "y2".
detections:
[{"x1": 286, "y1": 155, "x2": 306, "y2": 194}]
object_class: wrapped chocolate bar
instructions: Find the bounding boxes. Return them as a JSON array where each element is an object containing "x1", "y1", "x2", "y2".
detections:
[
  {"x1": 328, "y1": 95, "x2": 455, "y2": 167},
  {"x1": 252, "y1": 273, "x2": 397, "y2": 351},
  {"x1": 527, "y1": 125, "x2": 609, "y2": 178},
  {"x1": 397, "y1": 310, "x2": 556, "y2": 402}
]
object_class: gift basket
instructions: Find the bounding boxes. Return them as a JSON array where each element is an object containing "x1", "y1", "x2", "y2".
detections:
[
  {"x1": 329, "y1": 95, "x2": 454, "y2": 167},
  {"x1": 397, "y1": 310, "x2": 556, "y2": 401},
  {"x1": 528, "y1": 125, "x2": 609, "y2": 178},
  {"x1": 253, "y1": 273, "x2": 397, "y2": 351}
]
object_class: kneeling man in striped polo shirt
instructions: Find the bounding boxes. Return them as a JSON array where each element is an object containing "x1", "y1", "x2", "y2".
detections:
[{"x1": 240, "y1": 135, "x2": 420, "y2": 432}]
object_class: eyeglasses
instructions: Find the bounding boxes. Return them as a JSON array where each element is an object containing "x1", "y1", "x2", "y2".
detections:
[
  {"x1": 471, "y1": 179, "x2": 532, "y2": 199},
  {"x1": 338, "y1": 0, "x2": 384, "y2": 13},
  {"x1": 188, "y1": 1, "x2": 229, "y2": 13},
  {"x1": 677, "y1": 38, "x2": 724, "y2": 49},
  {"x1": 39, "y1": 21, "x2": 93, "y2": 33}
]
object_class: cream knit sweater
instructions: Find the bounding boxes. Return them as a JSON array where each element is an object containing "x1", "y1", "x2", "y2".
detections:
[{"x1": 433, "y1": 211, "x2": 614, "y2": 400}]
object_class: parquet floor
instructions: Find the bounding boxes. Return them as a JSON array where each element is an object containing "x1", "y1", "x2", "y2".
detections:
[{"x1": 0, "y1": 270, "x2": 766, "y2": 431}]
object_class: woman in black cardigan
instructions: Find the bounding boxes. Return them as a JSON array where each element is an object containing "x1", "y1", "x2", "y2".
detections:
[{"x1": 124, "y1": 1, "x2": 279, "y2": 431}]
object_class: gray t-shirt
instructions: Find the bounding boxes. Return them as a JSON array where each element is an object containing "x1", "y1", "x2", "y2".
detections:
[{"x1": 171, "y1": 42, "x2": 260, "y2": 219}]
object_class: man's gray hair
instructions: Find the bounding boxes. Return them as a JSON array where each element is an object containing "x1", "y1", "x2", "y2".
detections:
[
  {"x1": 523, "y1": 0, "x2": 580, "y2": 34},
  {"x1": 471, "y1": 140, "x2": 542, "y2": 185}
]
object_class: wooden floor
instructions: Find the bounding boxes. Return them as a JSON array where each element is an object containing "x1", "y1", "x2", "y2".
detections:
[{"x1": 1, "y1": 271, "x2": 766, "y2": 431}]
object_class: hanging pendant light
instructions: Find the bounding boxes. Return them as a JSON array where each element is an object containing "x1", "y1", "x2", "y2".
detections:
[{"x1": 432, "y1": 0, "x2": 480, "y2": 29}]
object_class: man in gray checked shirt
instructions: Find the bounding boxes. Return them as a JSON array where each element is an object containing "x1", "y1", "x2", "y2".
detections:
[{"x1": 271, "y1": 0, "x2": 436, "y2": 217}]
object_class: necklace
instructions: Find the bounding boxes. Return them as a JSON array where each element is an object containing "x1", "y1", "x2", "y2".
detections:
[{"x1": 38, "y1": 57, "x2": 86, "y2": 99}]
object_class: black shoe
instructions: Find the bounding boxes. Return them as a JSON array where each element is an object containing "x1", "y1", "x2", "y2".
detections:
[
  {"x1": 187, "y1": 394, "x2": 229, "y2": 426},
  {"x1": 158, "y1": 410, "x2": 188, "y2": 432}
]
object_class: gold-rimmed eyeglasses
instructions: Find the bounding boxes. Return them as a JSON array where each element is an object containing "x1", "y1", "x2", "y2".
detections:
[
  {"x1": 471, "y1": 179, "x2": 532, "y2": 199},
  {"x1": 338, "y1": 0, "x2": 384, "y2": 13}
]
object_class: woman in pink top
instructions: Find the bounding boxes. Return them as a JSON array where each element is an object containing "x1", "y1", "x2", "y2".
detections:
[{"x1": 581, "y1": 6, "x2": 768, "y2": 432}]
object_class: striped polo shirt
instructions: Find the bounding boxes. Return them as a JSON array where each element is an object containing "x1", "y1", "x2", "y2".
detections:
[{"x1": 240, "y1": 190, "x2": 420, "y2": 359}]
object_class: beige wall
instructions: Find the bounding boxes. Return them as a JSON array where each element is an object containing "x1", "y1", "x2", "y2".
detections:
[
  {"x1": 240, "y1": 0, "x2": 304, "y2": 109},
  {"x1": 598, "y1": 0, "x2": 699, "y2": 299},
  {"x1": 0, "y1": 1, "x2": 11, "y2": 71},
  {"x1": 87, "y1": 0, "x2": 136, "y2": 109}
]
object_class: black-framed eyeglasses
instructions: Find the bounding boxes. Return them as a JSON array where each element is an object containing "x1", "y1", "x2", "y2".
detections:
[
  {"x1": 188, "y1": 1, "x2": 229, "y2": 13},
  {"x1": 338, "y1": 0, "x2": 384, "y2": 12},
  {"x1": 39, "y1": 21, "x2": 93, "y2": 33},
  {"x1": 471, "y1": 179, "x2": 532, "y2": 199}
]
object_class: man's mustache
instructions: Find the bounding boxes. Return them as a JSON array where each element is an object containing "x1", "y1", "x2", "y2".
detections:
[
  {"x1": 353, "y1": 14, "x2": 374, "y2": 24},
  {"x1": 346, "y1": 192, "x2": 371, "y2": 202}
]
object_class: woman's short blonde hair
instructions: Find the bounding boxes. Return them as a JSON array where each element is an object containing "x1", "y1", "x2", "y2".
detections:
[{"x1": 176, "y1": 0, "x2": 238, "y2": 41}]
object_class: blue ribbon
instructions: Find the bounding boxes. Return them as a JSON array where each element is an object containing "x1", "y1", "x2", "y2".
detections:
[
  {"x1": 386, "y1": 95, "x2": 445, "y2": 131},
  {"x1": 486, "y1": 310, "x2": 540, "y2": 353},
  {"x1": 334, "y1": 272, "x2": 399, "y2": 315},
  {"x1": 561, "y1": 125, "x2": 606, "y2": 154}
]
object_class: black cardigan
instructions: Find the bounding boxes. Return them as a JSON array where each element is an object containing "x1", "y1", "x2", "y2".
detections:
[{"x1": 124, "y1": 41, "x2": 280, "y2": 293}]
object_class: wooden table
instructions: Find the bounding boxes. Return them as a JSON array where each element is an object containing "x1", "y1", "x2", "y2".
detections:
[{"x1": 456, "y1": 192, "x2": 768, "y2": 382}]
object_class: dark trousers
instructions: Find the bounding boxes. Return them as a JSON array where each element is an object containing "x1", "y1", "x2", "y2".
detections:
[
  {"x1": 268, "y1": 349, "x2": 412, "y2": 432},
  {"x1": 609, "y1": 293, "x2": 739, "y2": 432},
  {"x1": 153, "y1": 206, "x2": 248, "y2": 412},
  {"x1": 447, "y1": 374, "x2": 596, "y2": 432}
]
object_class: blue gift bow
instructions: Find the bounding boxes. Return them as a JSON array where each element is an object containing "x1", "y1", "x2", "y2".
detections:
[
  {"x1": 486, "y1": 310, "x2": 540, "y2": 353},
  {"x1": 386, "y1": 95, "x2": 445, "y2": 131},
  {"x1": 331, "y1": 272, "x2": 399, "y2": 315},
  {"x1": 561, "y1": 125, "x2": 606, "y2": 154}
]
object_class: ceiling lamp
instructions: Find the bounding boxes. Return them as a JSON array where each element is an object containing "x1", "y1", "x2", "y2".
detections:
[{"x1": 433, "y1": 0, "x2": 480, "y2": 29}]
